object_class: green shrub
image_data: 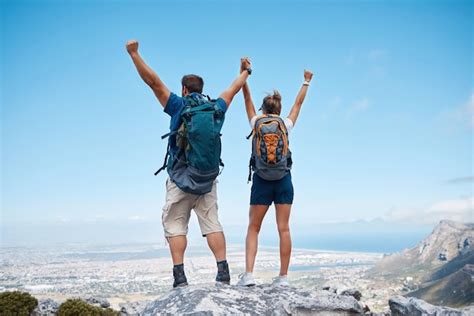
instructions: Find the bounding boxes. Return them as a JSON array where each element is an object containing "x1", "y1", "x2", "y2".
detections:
[
  {"x1": 57, "y1": 298, "x2": 118, "y2": 316},
  {"x1": 0, "y1": 291, "x2": 38, "y2": 316}
]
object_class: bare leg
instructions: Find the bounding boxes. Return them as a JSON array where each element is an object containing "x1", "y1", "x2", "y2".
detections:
[
  {"x1": 245, "y1": 205, "x2": 270, "y2": 273},
  {"x1": 275, "y1": 204, "x2": 292, "y2": 276},
  {"x1": 206, "y1": 231, "x2": 227, "y2": 262},
  {"x1": 168, "y1": 235, "x2": 187, "y2": 265}
]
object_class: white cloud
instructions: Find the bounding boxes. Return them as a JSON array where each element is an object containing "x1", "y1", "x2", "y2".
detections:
[
  {"x1": 323, "y1": 96, "x2": 371, "y2": 120},
  {"x1": 128, "y1": 215, "x2": 146, "y2": 221},
  {"x1": 428, "y1": 197, "x2": 473, "y2": 213},
  {"x1": 321, "y1": 96, "x2": 342, "y2": 120},
  {"x1": 437, "y1": 93, "x2": 474, "y2": 131},
  {"x1": 57, "y1": 217, "x2": 71, "y2": 223},
  {"x1": 368, "y1": 49, "x2": 388, "y2": 62},
  {"x1": 344, "y1": 49, "x2": 388, "y2": 64},
  {"x1": 353, "y1": 98, "x2": 370, "y2": 111},
  {"x1": 346, "y1": 97, "x2": 370, "y2": 118},
  {"x1": 83, "y1": 214, "x2": 107, "y2": 223},
  {"x1": 384, "y1": 196, "x2": 474, "y2": 224},
  {"x1": 445, "y1": 176, "x2": 474, "y2": 184},
  {"x1": 453, "y1": 93, "x2": 474, "y2": 128},
  {"x1": 467, "y1": 93, "x2": 474, "y2": 127}
]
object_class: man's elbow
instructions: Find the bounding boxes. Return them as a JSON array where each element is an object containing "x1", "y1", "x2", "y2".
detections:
[{"x1": 220, "y1": 90, "x2": 233, "y2": 102}]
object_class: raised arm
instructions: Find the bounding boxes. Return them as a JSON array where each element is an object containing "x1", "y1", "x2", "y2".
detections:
[
  {"x1": 242, "y1": 82, "x2": 257, "y2": 121},
  {"x1": 287, "y1": 69, "x2": 313, "y2": 124},
  {"x1": 126, "y1": 40, "x2": 170, "y2": 107},
  {"x1": 219, "y1": 58, "x2": 252, "y2": 108},
  {"x1": 240, "y1": 57, "x2": 256, "y2": 120}
]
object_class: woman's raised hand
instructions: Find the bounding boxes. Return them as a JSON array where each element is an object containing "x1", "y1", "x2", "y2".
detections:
[
  {"x1": 304, "y1": 69, "x2": 313, "y2": 82},
  {"x1": 241, "y1": 57, "x2": 251, "y2": 73}
]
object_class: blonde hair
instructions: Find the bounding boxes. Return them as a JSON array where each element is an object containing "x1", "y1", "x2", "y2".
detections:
[{"x1": 262, "y1": 90, "x2": 282, "y2": 115}]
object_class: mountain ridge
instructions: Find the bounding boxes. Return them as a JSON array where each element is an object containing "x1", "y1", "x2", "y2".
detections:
[{"x1": 369, "y1": 220, "x2": 474, "y2": 308}]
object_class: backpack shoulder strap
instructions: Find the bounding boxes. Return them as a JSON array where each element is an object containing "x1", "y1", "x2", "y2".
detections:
[
  {"x1": 246, "y1": 114, "x2": 268, "y2": 139},
  {"x1": 270, "y1": 116, "x2": 289, "y2": 155},
  {"x1": 154, "y1": 143, "x2": 171, "y2": 176}
]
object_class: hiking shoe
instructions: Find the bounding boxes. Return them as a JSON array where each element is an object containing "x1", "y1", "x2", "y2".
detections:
[
  {"x1": 272, "y1": 275, "x2": 289, "y2": 287},
  {"x1": 173, "y1": 264, "x2": 188, "y2": 288},
  {"x1": 215, "y1": 260, "x2": 230, "y2": 284},
  {"x1": 237, "y1": 272, "x2": 256, "y2": 287}
]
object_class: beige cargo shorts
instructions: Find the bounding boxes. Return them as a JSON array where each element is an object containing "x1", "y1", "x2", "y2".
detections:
[{"x1": 162, "y1": 178, "x2": 223, "y2": 238}]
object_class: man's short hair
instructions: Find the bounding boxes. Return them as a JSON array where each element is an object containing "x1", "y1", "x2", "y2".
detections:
[{"x1": 181, "y1": 74, "x2": 204, "y2": 94}]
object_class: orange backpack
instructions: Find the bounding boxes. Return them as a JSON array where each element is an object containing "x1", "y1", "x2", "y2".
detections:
[{"x1": 247, "y1": 115, "x2": 292, "y2": 182}]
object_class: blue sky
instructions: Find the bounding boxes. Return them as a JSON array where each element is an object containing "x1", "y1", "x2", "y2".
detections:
[{"x1": 1, "y1": 0, "x2": 473, "y2": 247}]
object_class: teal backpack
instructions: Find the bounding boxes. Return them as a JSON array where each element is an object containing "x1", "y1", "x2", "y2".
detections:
[{"x1": 156, "y1": 93, "x2": 225, "y2": 194}]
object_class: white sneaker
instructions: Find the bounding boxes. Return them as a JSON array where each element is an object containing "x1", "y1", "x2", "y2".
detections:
[
  {"x1": 236, "y1": 272, "x2": 256, "y2": 287},
  {"x1": 272, "y1": 275, "x2": 289, "y2": 287}
]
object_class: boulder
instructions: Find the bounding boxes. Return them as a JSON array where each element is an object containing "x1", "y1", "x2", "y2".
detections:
[
  {"x1": 138, "y1": 284, "x2": 364, "y2": 315},
  {"x1": 120, "y1": 300, "x2": 151, "y2": 315},
  {"x1": 32, "y1": 298, "x2": 60, "y2": 316},
  {"x1": 83, "y1": 296, "x2": 111, "y2": 308},
  {"x1": 340, "y1": 288, "x2": 362, "y2": 301},
  {"x1": 389, "y1": 296, "x2": 468, "y2": 315}
]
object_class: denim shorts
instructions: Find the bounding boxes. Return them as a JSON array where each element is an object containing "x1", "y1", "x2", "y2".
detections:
[{"x1": 250, "y1": 173, "x2": 294, "y2": 205}]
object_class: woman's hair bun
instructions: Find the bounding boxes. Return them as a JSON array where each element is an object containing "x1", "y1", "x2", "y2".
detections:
[
  {"x1": 272, "y1": 90, "x2": 281, "y2": 102},
  {"x1": 261, "y1": 90, "x2": 282, "y2": 115}
]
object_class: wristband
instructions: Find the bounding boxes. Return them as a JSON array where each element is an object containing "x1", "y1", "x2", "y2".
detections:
[
  {"x1": 245, "y1": 67, "x2": 252, "y2": 75},
  {"x1": 303, "y1": 81, "x2": 310, "y2": 86}
]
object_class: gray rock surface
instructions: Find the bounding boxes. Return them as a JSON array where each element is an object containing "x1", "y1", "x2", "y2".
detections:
[
  {"x1": 322, "y1": 286, "x2": 338, "y2": 294},
  {"x1": 32, "y1": 298, "x2": 60, "y2": 316},
  {"x1": 389, "y1": 296, "x2": 468, "y2": 315},
  {"x1": 340, "y1": 288, "x2": 362, "y2": 301},
  {"x1": 137, "y1": 284, "x2": 364, "y2": 315},
  {"x1": 83, "y1": 295, "x2": 111, "y2": 308},
  {"x1": 120, "y1": 300, "x2": 152, "y2": 315}
]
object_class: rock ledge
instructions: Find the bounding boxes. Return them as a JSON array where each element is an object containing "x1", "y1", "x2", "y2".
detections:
[{"x1": 135, "y1": 284, "x2": 364, "y2": 315}]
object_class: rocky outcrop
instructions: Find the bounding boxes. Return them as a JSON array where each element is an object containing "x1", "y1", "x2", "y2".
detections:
[
  {"x1": 32, "y1": 296, "x2": 110, "y2": 316},
  {"x1": 407, "y1": 264, "x2": 474, "y2": 308},
  {"x1": 417, "y1": 221, "x2": 473, "y2": 264},
  {"x1": 339, "y1": 288, "x2": 362, "y2": 301},
  {"x1": 83, "y1": 296, "x2": 111, "y2": 308},
  {"x1": 32, "y1": 299, "x2": 60, "y2": 316},
  {"x1": 389, "y1": 296, "x2": 472, "y2": 316},
  {"x1": 128, "y1": 284, "x2": 365, "y2": 315},
  {"x1": 120, "y1": 300, "x2": 151, "y2": 315},
  {"x1": 369, "y1": 220, "x2": 474, "y2": 308},
  {"x1": 28, "y1": 286, "x2": 474, "y2": 315}
]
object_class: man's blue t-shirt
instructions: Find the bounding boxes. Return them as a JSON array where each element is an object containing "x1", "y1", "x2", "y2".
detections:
[{"x1": 164, "y1": 92, "x2": 227, "y2": 155}]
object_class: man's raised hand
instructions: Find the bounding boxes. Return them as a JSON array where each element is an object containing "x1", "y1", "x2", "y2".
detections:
[
  {"x1": 304, "y1": 69, "x2": 313, "y2": 82},
  {"x1": 126, "y1": 39, "x2": 170, "y2": 107},
  {"x1": 126, "y1": 40, "x2": 139, "y2": 55},
  {"x1": 240, "y1": 57, "x2": 251, "y2": 73}
]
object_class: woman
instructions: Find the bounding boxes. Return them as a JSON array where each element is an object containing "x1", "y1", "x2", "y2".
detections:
[{"x1": 237, "y1": 59, "x2": 313, "y2": 286}]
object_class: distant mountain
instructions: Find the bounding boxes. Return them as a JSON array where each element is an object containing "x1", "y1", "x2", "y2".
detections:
[
  {"x1": 368, "y1": 220, "x2": 474, "y2": 308},
  {"x1": 429, "y1": 249, "x2": 474, "y2": 282},
  {"x1": 370, "y1": 220, "x2": 473, "y2": 279},
  {"x1": 407, "y1": 264, "x2": 474, "y2": 308}
]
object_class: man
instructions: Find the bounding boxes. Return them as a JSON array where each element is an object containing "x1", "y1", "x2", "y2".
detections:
[{"x1": 126, "y1": 40, "x2": 252, "y2": 287}]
